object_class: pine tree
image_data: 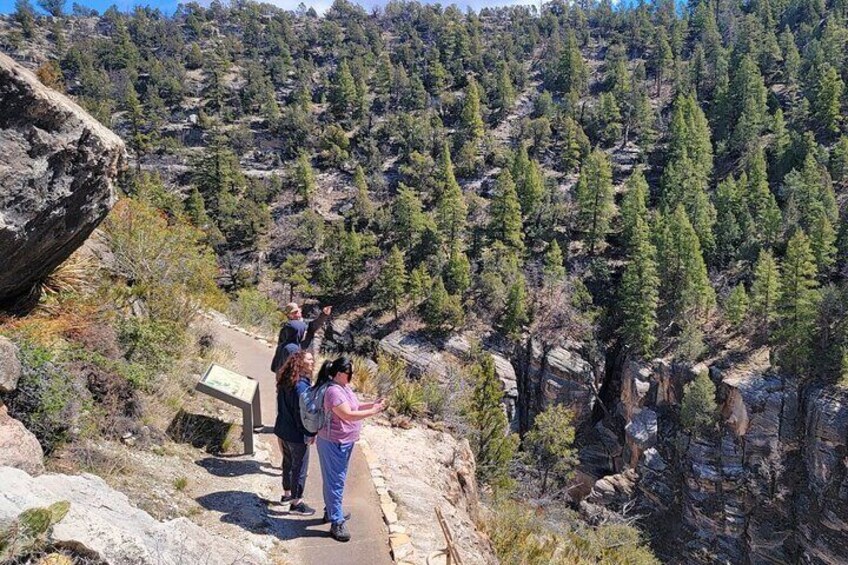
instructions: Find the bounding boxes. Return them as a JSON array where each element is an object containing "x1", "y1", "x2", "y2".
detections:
[
  {"x1": 460, "y1": 76, "x2": 485, "y2": 144},
  {"x1": 597, "y1": 92, "x2": 622, "y2": 145},
  {"x1": 661, "y1": 95, "x2": 716, "y2": 258},
  {"x1": 125, "y1": 83, "x2": 151, "y2": 165},
  {"x1": 501, "y1": 274, "x2": 528, "y2": 337},
  {"x1": 373, "y1": 50, "x2": 393, "y2": 104},
  {"x1": 620, "y1": 216, "x2": 660, "y2": 357},
  {"x1": 375, "y1": 246, "x2": 408, "y2": 319},
  {"x1": 193, "y1": 135, "x2": 246, "y2": 223},
  {"x1": 655, "y1": 206, "x2": 716, "y2": 323},
  {"x1": 830, "y1": 136, "x2": 848, "y2": 185},
  {"x1": 293, "y1": 152, "x2": 316, "y2": 204},
  {"x1": 652, "y1": 27, "x2": 673, "y2": 97},
  {"x1": 467, "y1": 354, "x2": 518, "y2": 491},
  {"x1": 542, "y1": 240, "x2": 566, "y2": 286},
  {"x1": 713, "y1": 176, "x2": 745, "y2": 266},
  {"x1": 576, "y1": 149, "x2": 615, "y2": 254},
  {"x1": 436, "y1": 146, "x2": 468, "y2": 242},
  {"x1": 809, "y1": 211, "x2": 837, "y2": 274},
  {"x1": 560, "y1": 116, "x2": 590, "y2": 173},
  {"x1": 777, "y1": 230, "x2": 820, "y2": 374},
  {"x1": 524, "y1": 404, "x2": 577, "y2": 495},
  {"x1": 407, "y1": 264, "x2": 432, "y2": 304},
  {"x1": 318, "y1": 225, "x2": 378, "y2": 295},
  {"x1": 750, "y1": 249, "x2": 781, "y2": 337},
  {"x1": 351, "y1": 165, "x2": 375, "y2": 228},
  {"x1": 38, "y1": 0, "x2": 63, "y2": 17},
  {"x1": 278, "y1": 253, "x2": 314, "y2": 302},
  {"x1": 421, "y1": 276, "x2": 464, "y2": 332},
  {"x1": 814, "y1": 64, "x2": 844, "y2": 135},
  {"x1": 744, "y1": 148, "x2": 782, "y2": 248},
  {"x1": 779, "y1": 26, "x2": 800, "y2": 85},
  {"x1": 620, "y1": 168, "x2": 649, "y2": 250},
  {"x1": 329, "y1": 60, "x2": 358, "y2": 121},
  {"x1": 556, "y1": 31, "x2": 588, "y2": 98},
  {"x1": 511, "y1": 145, "x2": 545, "y2": 223},
  {"x1": 444, "y1": 243, "x2": 471, "y2": 295},
  {"x1": 730, "y1": 56, "x2": 768, "y2": 157},
  {"x1": 184, "y1": 187, "x2": 212, "y2": 228},
  {"x1": 489, "y1": 169, "x2": 524, "y2": 253},
  {"x1": 392, "y1": 184, "x2": 428, "y2": 250},
  {"x1": 783, "y1": 153, "x2": 839, "y2": 236},
  {"x1": 725, "y1": 283, "x2": 749, "y2": 327},
  {"x1": 680, "y1": 370, "x2": 718, "y2": 434},
  {"x1": 494, "y1": 62, "x2": 515, "y2": 118},
  {"x1": 14, "y1": 0, "x2": 35, "y2": 38}
]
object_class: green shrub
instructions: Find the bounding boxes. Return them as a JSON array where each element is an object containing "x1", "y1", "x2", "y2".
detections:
[
  {"x1": 483, "y1": 500, "x2": 660, "y2": 565},
  {"x1": 103, "y1": 198, "x2": 224, "y2": 327},
  {"x1": 227, "y1": 287, "x2": 282, "y2": 335},
  {"x1": 420, "y1": 372, "x2": 448, "y2": 419},
  {"x1": 3, "y1": 343, "x2": 88, "y2": 454},
  {"x1": 118, "y1": 317, "x2": 187, "y2": 379}
]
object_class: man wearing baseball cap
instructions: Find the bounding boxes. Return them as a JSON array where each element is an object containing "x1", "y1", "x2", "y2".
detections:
[{"x1": 270, "y1": 302, "x2": 332, "y2": 374}]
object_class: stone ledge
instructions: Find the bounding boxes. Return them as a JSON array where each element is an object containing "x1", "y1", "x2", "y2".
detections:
[{"x1": 359, "y1": 436, "x2": 419, "y2": 563}]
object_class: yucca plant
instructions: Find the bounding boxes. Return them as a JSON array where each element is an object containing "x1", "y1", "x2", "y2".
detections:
[
  {"x1": 351, "y1": 355, "x2": 378, "y2": 396},
  {"x1": 389, "y1": 380, "x2": 425, "y2": 417},
  {"x1": 41, "y1": 251, "x2": 98, "y2": 297}
]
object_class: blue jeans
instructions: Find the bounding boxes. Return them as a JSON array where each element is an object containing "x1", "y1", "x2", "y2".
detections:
[{"x1": 316, "y1": 436, "x2": 354, "y2": 525}]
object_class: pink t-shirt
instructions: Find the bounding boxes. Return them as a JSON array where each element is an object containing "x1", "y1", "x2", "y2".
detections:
[{"x1": 319, "y1": 383, "x2": 362, "y2": 444}]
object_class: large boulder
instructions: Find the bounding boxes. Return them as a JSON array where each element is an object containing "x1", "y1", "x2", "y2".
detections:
[
  {"x1": 0, "y1": 405, "x2": 44, "y2": 475},
  {"x1": 0, "y1": 53, "x2": 125, "y2": 310},
  {"x1": 0, "y1": 466, "x2": 265, "y2": 564},
  {"x1": 0, "y1": 336, "x2": 22, "y2": 393}
]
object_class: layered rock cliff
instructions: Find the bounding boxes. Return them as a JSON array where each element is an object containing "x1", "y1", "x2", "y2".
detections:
[
  {"x1": 587, "y1": 359, "x2": 848, "y2": 564},
  {"x1": 0, "y1": 52, "x2": 125, "y2": 310}
]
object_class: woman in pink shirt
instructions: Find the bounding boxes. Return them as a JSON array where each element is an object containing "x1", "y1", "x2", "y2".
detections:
[{"x1": 315, "y1": 357, "x2": 385, "y2": 542}]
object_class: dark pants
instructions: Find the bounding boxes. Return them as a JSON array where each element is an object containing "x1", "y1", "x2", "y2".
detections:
[{"x1": 281, "y1": 440, "x2": 309, "y2": 499}]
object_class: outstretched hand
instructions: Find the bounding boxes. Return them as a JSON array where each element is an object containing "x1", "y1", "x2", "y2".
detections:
[{"x1": 322, "y1": 305, "x2": 333, "y2": 316}]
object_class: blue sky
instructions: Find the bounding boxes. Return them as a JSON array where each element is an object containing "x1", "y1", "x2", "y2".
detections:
[{"x1": 0, "y1": 0, "x2": 538, "y2": 17}]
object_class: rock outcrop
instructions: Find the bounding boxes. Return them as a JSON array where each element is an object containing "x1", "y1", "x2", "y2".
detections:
[
  {"x1": 0, "y1": 405, "x2": 44, "y2": 475},
  {"x1": 0, "y1": 466, "x2": 265, "y2": 564},
  {"x1": 512, "y1": 338, "x2": 601, "y2": 435},
  {"x1": 362, "y1": 423, "x2": 497, "y2": 565},
  {"x1": 0, "y1": 52, "x2": 125, "y2": 310},
  {"x1": 0, "y1": 336, "x2": 22, "y2": 393},
  {"x1": 597, "y1": 360, "x2": 848, "y2": 564}
]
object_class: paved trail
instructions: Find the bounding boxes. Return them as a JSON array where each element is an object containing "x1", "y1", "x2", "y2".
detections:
[{"x1": 206, "y1": 321, "x2": 393, "y2": 565}]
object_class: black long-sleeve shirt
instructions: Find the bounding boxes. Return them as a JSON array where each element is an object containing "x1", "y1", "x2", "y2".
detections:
[{"x1": 270, "y1": 311, "x2": 329, "y2": 373}]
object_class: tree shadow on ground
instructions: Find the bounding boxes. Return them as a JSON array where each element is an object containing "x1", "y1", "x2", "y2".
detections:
[
  {"x1": 167, "y1": 410, "x2": 232, "y2": 453},
  {"x1": 196, "y1": 490, "x2": 329, "y2": 541},
  {"x1": 195, "y1": 456, "x2": 279, "y2": 478}
]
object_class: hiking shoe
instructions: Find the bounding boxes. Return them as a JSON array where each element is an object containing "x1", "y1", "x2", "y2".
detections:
[
  {"x1": 289, "y1": 502, "x2": 316, "y2": 516},
  {"x1": 323, "y1": 510, "x2": 351, "y2": 524},
  {"x1": 330, "y1": 520, "x2": 351, "y2": 542},
  {"x1": 280, "y1": 494, "x2": 294, "y2": 504}
]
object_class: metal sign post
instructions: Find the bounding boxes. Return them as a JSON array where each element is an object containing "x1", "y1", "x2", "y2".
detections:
[{"x1": 195, "y1": 363, "x2": 263, "y2": 455}]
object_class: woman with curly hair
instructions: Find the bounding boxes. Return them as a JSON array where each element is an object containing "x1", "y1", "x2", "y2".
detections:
[{"x1": 274, "y1": 349, "x2": 316, "y2": 515}]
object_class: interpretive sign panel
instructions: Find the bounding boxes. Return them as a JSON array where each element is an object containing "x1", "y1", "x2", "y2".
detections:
[
  {"x1": 196, "y1": 363, "x2": 262, "y2": 454},
  {"x1": 202, "y1": 364, "x2": 257, "y2": 404}
]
